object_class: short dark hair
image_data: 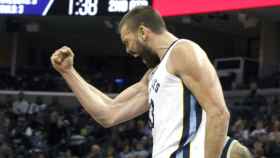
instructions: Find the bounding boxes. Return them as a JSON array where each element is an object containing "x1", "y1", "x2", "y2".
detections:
[{"x1": 119, "y1": 6, "x2": 166, "y2": 34}]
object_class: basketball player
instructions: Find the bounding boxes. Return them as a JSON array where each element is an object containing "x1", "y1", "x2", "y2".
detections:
[
  {"x1": 224, "y1": 138, "x2": 252, "y2": 158},
  {"x1": 51, "y1": 6, "x2": 251, "y2": 158}
]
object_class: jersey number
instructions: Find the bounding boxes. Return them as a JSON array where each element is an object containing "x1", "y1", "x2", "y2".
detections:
[{"x1": 148, "y1": 99, "x2": 155, "y2": 128}]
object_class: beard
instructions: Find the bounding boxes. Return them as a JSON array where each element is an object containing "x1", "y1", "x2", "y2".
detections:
[{"x1": 136, "y1": 41, "x2": 160, "y2": 68}]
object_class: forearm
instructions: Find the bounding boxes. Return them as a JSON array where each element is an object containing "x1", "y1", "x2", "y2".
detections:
[
  {"x1": 61, "y1": 68, "x2": 113, "y2": 126},
  {"x1": 205, "y1": 112, "x2": 229, "y2": 158}
]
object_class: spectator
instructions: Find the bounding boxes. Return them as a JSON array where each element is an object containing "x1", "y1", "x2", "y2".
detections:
[
  {"x1": 252, "y1": 141, "x2": 267, "y2": 158},
  {"x1": 267, "y1": 132, "x2": 280, "y2": 158},
  {"x1": 1, "y1": 90, "x2": 280, "y2": 157},
  {"x1": 29, "y1": 96, "x2": 47, "y2": 114},
  {"x1": 47, "y1": 111, "x2": 67, "y2": 146},
  {"x1": 86, "y1": 144, "x2": 102, "y2": 158},
  {"x1": 12, "y1": 92, "x2": 30, "y2": 115},
  {"x1": 230, "y1": 117, "x2": 249, "y2": 142},
  {"x1": 251, "y1": 120, "x2": 267, "y2": 138}
]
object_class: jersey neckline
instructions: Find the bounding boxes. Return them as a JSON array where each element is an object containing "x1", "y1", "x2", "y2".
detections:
[{"x1": 159, "y1": 39, "x2": 180, "y2": 61}]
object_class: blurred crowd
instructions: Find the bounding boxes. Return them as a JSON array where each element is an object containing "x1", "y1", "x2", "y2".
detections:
[
  {"x1": 0, "y1": 92, "x2": 152, "y2": 158},
  {"x1": 0, "y1": 70, "x2": 63, "y2": 91},
  {"x1": 0, "y1": 56, "x2": 145, "y2": 93},
  {"x1": 0, "y1": 88, "x2": 279, "y2": 158},
  {"x1": 0, "y1": 70, "x2": 129, "y2": 93},
  {"x1": 228, "y1": 84, "x2": 280, "y2": 158},
  {"x1": 0, "y1": 64, "x2": 279, "y2": 93}
]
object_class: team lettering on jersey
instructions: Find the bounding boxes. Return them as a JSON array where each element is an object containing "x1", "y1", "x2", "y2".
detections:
[{"x1": 150, "y1": 79, "x2": 160, "y2": 93}]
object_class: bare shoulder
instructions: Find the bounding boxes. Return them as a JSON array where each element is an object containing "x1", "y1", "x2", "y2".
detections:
[
  {"x1": 167, "y1": 39, "x2": 209, "y2": 76},
  {"x1": 171, "y1": 39, "x2": 208, "y2": 65}
]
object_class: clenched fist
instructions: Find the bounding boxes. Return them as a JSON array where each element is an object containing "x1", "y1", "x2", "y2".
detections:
[{"x1": 51, "y1": 46, "x2": 74, "y2": 74}]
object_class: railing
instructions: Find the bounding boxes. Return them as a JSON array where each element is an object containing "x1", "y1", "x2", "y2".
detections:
[
  {"x1": 0, "y1": 88, "x2": 279, "y2": 106},
  {"x1": 0, "y1": 90, "x2": 116, "y2": 108}
]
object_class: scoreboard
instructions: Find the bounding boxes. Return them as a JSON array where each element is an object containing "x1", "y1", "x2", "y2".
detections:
[
  {"x1": 153, "y1": 0, "x2": 280, "y2": 16},
  {"x1": 0, "y1": 0, "x2": 150, "y2": 16},
  {"x1": 0, "y1": 0, "x2": 280, "y2": 16},
  {"x1": 69, "y1": 0, "x2": 149, "y2": 16}
]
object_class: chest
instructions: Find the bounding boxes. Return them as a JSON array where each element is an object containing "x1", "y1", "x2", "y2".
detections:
[{"x1": 148, "y1": 65, "x2": 173, "y2": 97}]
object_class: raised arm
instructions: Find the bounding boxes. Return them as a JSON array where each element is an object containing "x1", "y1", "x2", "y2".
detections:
[
  {"x1": 51, "y1": 46, "x2": 150, "y2": 128},
  {"x1": 168, "y1": 40, "x2": 230, "y2": 158}
]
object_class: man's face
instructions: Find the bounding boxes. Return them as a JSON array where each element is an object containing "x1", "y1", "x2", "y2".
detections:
[{"x1": 120, "y1": 25, "x2": 159, "y2": 68}]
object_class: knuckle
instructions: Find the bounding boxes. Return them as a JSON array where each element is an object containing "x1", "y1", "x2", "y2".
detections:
[{"x1": 53, "y1": 52, "x2": 59, "y2": 57}]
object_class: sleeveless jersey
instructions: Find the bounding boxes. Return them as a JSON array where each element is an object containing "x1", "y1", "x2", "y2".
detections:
[{"x1": 148, "y1": 39, "x2": 207, "y2": 158}]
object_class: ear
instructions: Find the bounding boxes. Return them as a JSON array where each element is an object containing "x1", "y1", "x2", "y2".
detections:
[{"x1": 137, "y1": 24, "x2": 148, "y2": 41}]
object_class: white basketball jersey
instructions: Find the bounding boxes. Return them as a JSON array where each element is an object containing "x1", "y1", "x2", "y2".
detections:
[{"x1": 148, "y1": 39, "x2": 207, "y2": 158}]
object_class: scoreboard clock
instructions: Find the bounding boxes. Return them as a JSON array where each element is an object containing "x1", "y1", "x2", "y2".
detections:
[{"x1": 68, "y1": 0, "x2": 99, "y2": 16}]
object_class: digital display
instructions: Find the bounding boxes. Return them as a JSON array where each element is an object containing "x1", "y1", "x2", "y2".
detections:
[
  {"x1": 0, "y1": 0, "x2": 54, "y2": 15},
  {"x1": 0, "y1": 0, "x2": 150, "y2": 16},
  {"x1": 152, "y1": 0, "x2": 280, "y2": 16},
  {"x1": 68, "y1": 0, "x2": 149, "y2": 16}
]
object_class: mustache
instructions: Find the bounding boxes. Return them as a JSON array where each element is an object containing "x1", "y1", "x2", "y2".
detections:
[
  {"x1": 128, "y1": 50, "x2": 139, "y2": 57},
  {"x1": 129, "y1": 50, "x2": 136, "y2": 54}
]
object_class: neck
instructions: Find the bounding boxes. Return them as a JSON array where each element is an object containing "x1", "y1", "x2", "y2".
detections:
[{"x1": 148, "y1": 31, "x2": 178, "y2": 60}]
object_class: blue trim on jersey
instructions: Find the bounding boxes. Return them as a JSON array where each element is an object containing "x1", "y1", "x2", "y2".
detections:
[
  {"x1": 174, "y1": 143, "x2": 190, "y2": 158},
  {"x1": 183, "y1": 144, "x2": 190, "y2": 158},
  {"x1": 183, "y1": 95, "x2": 197, "y2": 145},
  {"x1": 176, "y1": 150, "x2": 183, "y2": 158},
  {"x1": 170, "y1": 86, "x2": 203, "y2": 158},
  {"x1": 179, "y1": 88, "x2": 191, "y2": 146}
]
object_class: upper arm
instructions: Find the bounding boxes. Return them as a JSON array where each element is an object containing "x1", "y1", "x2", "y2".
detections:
[
  {"x1": 107, "y1": 69, "x2": 151, "y2": 126},
  {"x1": 113, "y1": 69, "x2": 151, "y2": 103},
  {"x1": 169, "y1": 40, "x2": 228, "y2": 115}
]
